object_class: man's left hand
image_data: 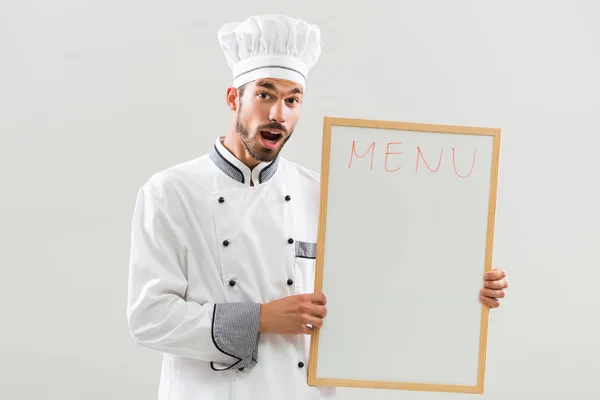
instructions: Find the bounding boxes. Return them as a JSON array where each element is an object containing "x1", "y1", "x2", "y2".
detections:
[{"x1": 480, "y1": 267, "x2": 508, "y2": 308}]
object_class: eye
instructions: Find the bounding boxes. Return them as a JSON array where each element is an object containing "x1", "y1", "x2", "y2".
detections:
[
  {"x1": 257, "y1": 92, "x2": 270, "y2": 99},
  {"x1": 287, "y1": 97, "x2": 299, "y2": 104}
]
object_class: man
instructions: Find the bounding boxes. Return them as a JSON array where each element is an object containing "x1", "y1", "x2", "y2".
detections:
[{"x1": 126, "y1": 14, "x2": 508, "y2": 400}]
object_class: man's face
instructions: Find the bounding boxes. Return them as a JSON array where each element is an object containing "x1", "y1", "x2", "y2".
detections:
[{"x1": 235, "y1": 78, "x2": 303, "y2": 162}]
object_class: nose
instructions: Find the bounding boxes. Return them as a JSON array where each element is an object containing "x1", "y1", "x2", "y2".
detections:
[{"x1": 269, "y1": 100, "x2": 286, "y2": 124}]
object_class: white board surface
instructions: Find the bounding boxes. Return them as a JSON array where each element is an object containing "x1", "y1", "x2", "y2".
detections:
[{"x1": 308, "y1": 117, "x2": 501, "y2": 394}]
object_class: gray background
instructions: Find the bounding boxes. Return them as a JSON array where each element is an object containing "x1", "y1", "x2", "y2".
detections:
[{"x1": 1, "y1": 1, "x2": 598, "y2": 399}]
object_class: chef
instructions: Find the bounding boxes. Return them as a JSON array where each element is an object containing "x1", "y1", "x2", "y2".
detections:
[{"x1": 126, "y1": 14, "x2": 508, "y2": 400}]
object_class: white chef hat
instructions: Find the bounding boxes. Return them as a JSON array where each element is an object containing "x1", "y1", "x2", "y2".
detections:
[{"x1": 218, "y1": 14, "x2": 321, "y2": 88}]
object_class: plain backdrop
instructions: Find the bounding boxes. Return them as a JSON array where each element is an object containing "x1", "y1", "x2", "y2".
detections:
[{"x1": 1, "y1": 1, "x2": 599, "y2": 399}]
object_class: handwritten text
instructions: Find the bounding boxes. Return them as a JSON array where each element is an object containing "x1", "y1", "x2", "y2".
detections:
[{"x1": 348, "y1": 141, "x2": 477, "y2": 179}]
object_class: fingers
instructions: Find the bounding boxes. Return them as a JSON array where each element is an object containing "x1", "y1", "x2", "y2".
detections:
[
  {"x1": 481, "y1": 268, "x2": 507, "y2": 309},
  {"x1": 480, "y1": 287, "x2": 505, "y2": 299},
  {"x1": 484, "y1": 268, "x2": 506, "y2": 281},
  {"x1": 484, "y1": 278, "x2": 508, "y2": 290},
  {"x1": 310, "y1": 304, "x2": 327, "y2": 318},
  {"x1": 303, "y1": 314, "x2": 324, "y2": 328},
  {"x1": 480, "y1": 282, "x2": 503, "y2": 308},
  {"x1": 299, "y1": 303, "x2": 327, "y2": 319},
  {"x1": 301, "y1": 324, "x2": 313, "y2": 335},
  {"x1": 303, "y1": 292, "x2": 327, "y2": 305},
  {"x1": 480, "y1": 295, "x2": 500, "y2": 308}
]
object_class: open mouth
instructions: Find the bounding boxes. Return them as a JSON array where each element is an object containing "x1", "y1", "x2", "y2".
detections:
[{"x1": 260, "y1": 131, "x2": 283, "y2": 149}]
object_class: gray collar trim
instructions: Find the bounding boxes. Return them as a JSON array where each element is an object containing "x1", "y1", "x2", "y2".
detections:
[{"x1": 209, "y1": 144, "x2": 279, "y2": 185}]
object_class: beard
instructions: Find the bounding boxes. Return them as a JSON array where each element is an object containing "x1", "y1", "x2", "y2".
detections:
[{"x1": 236, "y1": 114, "x2": 293, "y2": 162}]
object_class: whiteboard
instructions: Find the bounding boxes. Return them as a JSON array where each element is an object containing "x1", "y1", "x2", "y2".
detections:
[{"x1": 308, "y1": 117, "x2": 501, "y2": 394}]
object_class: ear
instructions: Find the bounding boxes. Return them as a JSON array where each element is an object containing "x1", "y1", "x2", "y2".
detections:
[{"x1": 225, "y1": 86, "x2": 239, "y2": 111}]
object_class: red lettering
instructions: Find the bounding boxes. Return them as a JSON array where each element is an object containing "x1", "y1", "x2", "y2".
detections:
[
  {"x1": 348, "y1": 141, "x2": 375, "y2": 170},
  {"x1": 415, "y1": 147, "x2": 444, "y2": 173},
  {"x1": 384, "y1": 142, "x2": 403, "y2": 172},
  {"x1": 452, "y1": 147, "x2": 477, "y2": 178},
  {"x1": 347, "y1": 141, "x2": 477, "y2": 178}
]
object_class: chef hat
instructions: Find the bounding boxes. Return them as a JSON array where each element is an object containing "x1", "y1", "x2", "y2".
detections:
[{"x1": 218, "y1": 14, "x2": 321, "y2": 88}]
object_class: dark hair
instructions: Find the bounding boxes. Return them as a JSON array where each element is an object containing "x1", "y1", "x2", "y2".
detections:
[
  {"x1": 238, "y1": 83, "x2": 247, "y2": 98},
  {"x1": 237, "y1": 83, "x2": 247, "y2": 109}
]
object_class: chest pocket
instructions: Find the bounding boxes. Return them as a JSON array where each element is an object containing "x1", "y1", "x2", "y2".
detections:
[{"x1": 293, "y1": 241, "x2": 318, "y2": 295}]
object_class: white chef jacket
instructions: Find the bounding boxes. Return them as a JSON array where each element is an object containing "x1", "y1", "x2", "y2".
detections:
[{"x1": 127, "y1": 136, "x2": 337, "y2": 400}]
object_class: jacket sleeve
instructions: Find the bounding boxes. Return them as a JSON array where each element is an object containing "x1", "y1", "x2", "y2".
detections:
[{"x1": 126, "y1": 185, "x2": 260, "y2": 370}]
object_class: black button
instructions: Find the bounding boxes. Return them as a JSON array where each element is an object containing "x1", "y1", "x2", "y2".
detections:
[
  {"x1": 285, "y1": 195, "x2": 291, "y2": 201},
  {"x1": 218, "y1": 197, "x2": 225, "y2": 203},
  {"x1": 288, "y1": 238, "x2": 294, "y2": 244},
  {"x1": 298, "y1": 362, "x2": 304, "y2": 368},
  {"x1": 223, "y1": 240, "x2": 229, "y2": 246},
  {"x1": 229, "y1": 280, "x2": 236, "y2": 287},
  {"x1": 287, "y1": 279, "x2": 293, "y2": 285},
  {"x1": 239, "y1": 367, "x2": 244, "y2": 371}
]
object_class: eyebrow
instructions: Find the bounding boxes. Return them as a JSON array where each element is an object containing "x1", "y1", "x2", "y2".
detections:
[{"x1": 256, "y1": 81, "x2": 303, "y2": 95}]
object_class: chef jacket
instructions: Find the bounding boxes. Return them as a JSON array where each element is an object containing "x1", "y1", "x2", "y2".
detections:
[{"x1": 127, "y1": 136, "x2": 337, "y2": 400}]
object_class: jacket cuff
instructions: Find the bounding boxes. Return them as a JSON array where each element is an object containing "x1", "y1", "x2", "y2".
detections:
[{"x1": 210, "y1": 303, "x2": 260, "y2": 371}]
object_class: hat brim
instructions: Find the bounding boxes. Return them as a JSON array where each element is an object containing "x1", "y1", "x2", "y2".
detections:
[{"x1": 232, "y1": 54, "x2": 308, "y2": 88}]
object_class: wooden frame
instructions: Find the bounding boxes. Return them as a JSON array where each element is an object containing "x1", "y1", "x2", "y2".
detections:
[{"x1": 307, "y1": 116, "x2": 502, "y2": 394}]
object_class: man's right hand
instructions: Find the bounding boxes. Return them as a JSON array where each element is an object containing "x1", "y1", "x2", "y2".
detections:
[{"x1": 258, "y1": 293, "x2": 327, "y2": 335}]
